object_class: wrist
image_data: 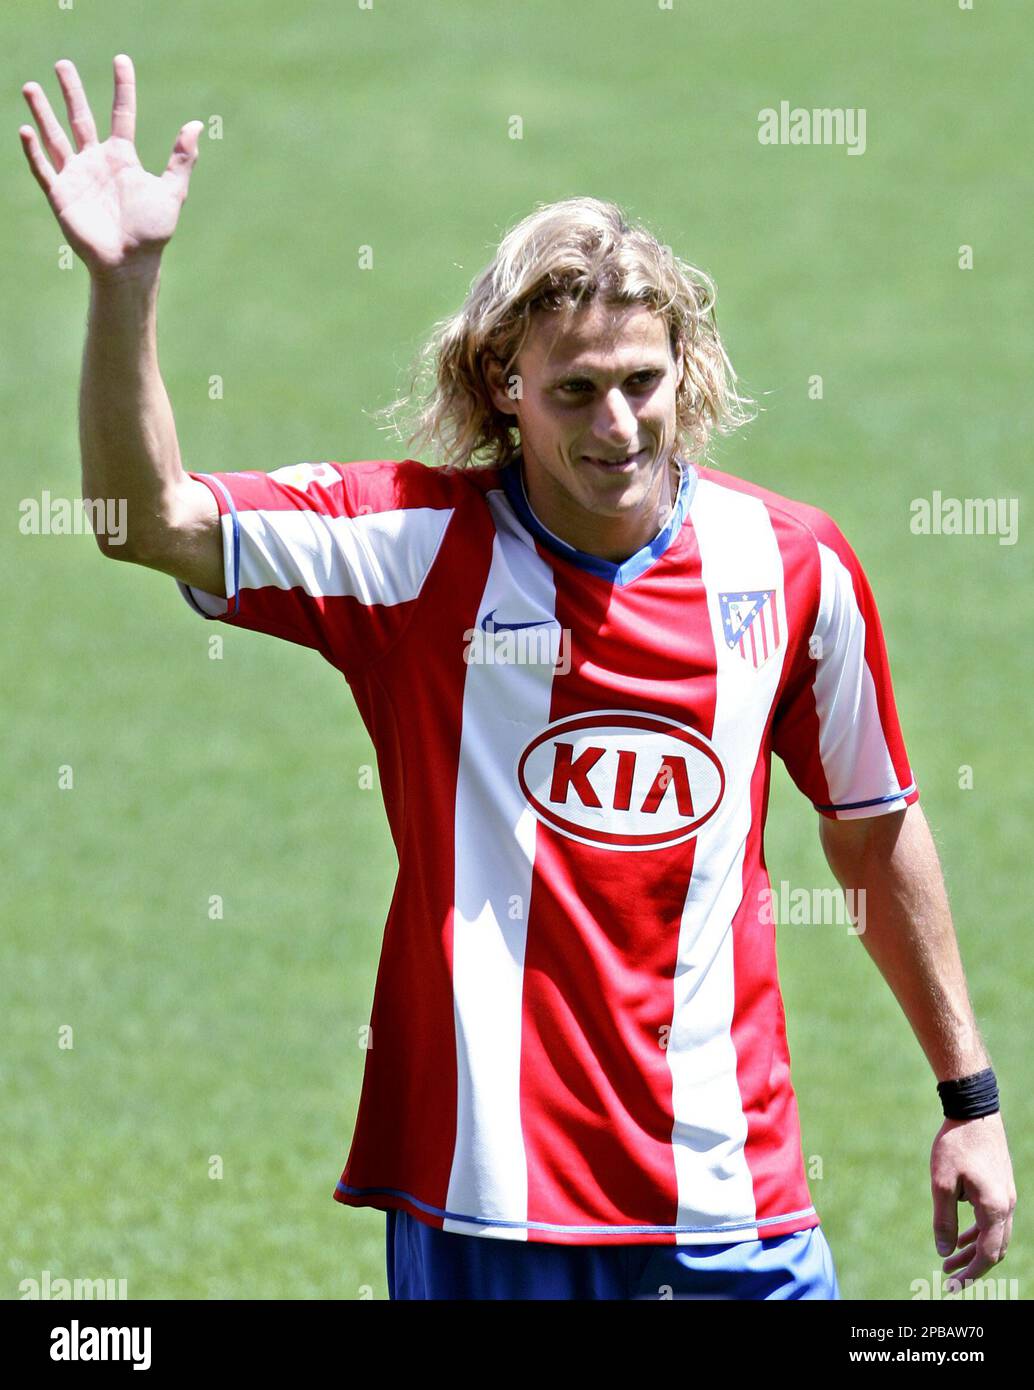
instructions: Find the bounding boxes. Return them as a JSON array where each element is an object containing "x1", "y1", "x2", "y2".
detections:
[
  {"x1": 90, "y1": 255, "x2": 163, "y2": 290},
  {"x1": 937, "y1": 1067, "x2": 999, "y2": 1120}
]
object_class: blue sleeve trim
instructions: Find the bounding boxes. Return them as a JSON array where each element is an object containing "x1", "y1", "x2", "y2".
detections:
[
  {"x1": 814, "y1": 781, "x2": 917, "y2": 813},
  {"x1": 176, "y1": 579, "x2": 219, "y2": 618},
  {"x1": 173, "y1": 474, "x2": 242, "y2": 619},
  {"x1": 200, "y1": 473, "x2": 241, "y2": 615}
]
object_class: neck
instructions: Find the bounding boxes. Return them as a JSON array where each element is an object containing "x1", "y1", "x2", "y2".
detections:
[{"x1": 521, "y1": 456, "x2": 681, "y2": 563}]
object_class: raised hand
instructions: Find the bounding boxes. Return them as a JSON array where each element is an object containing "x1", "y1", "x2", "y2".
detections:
[{"x1": 19, "y1": 54, "x2": 204, "y2": 277}]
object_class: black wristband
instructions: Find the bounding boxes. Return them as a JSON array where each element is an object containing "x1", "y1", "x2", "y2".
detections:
[{"x1": 937, "y1": 1068, "x2": 999, "y2": 1120}]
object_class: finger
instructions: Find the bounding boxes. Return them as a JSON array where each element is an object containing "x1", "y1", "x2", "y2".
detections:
[
  {"x1": 110, "y1": 53, "x2": 135, "y2": 142},
  {"x1": 160, "y1": 120, "x2": 204, "y2": 201},
  {"x1": 945, "y1": 1225, "x2": 1007, "y2": 1289},
  {"x1": 942, "y1": 1241, "x2": 977, "y2": 1274},
  {"x1": 21, "y1": 80, "x2": 74, "y2": 171},
  {"x1": 957, "y1": 1222, "x2": 979, "y2": 1246},
  {"x1": 1000, "y1": 1211, "x2": 1013, "y2": 1260},
  {"x1": 18, "y1": 124, "x2": 57, "y2": 199},
  {"x1": 944, "y1": 1257, "x2": 992, "y2": 1294},
  {"x1": 54, "y1": 57, "x2": 99, "y2": 148},
  {"x1": 973, "y1": 1202, "x2": 1011, "y2": 1266},
  {"x1": 931, "y1": 1187, "x2": 959, "y2": 1257},
  {"x1": 943, "y1": 1256, "x2": 989, "y2": 1294}
]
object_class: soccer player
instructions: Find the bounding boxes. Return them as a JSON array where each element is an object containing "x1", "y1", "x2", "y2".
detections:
[{"x1": 21, "y1": 54, "x2": 1016, "y2": 1301}]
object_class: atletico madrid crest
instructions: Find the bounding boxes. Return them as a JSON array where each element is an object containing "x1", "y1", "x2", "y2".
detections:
[{"x1": 718, "y1": 590, "x2": 782, "y2": 670}]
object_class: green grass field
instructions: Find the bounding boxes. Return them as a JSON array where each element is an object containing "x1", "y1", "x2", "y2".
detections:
[{"x1": 2, "y1": 0, "x2": 1030, "y2": 1300}]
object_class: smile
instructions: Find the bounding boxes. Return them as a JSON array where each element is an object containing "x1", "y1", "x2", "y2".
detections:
[{"x1": 583, "y1": 450, "x2": 645, "y2": 472}]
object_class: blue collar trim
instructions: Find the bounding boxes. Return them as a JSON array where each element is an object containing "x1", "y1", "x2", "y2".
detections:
[{"x1": 500, "y1": 454, "x2": 697, "y2": 585}]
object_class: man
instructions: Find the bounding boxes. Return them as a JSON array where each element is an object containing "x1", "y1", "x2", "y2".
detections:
[{"x1": 20, "y1": 54, "x2": 1015, "y2": 1302}]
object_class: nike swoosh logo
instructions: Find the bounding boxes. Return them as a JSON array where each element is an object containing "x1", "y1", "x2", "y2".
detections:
[{"x1": 480, "y1": 607, "x2": 557, "y2": 633}]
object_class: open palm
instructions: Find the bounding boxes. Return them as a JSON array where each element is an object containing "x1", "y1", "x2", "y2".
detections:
[{"x1": 19, "y1": 54, "x2": 203, "y2": 275}]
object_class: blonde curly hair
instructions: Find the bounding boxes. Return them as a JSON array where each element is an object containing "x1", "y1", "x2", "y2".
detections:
[{"x1": 375, "y1": 196, "x2": 756, "y2": 470}]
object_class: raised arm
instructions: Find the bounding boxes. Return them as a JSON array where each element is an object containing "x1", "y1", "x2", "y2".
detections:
[
  {"x1": 819, "y1": 802, "x2": 1016, "y2": 1291},
  {"x1": 19, "y1": 53, "x2": 223, "y2": 593}
]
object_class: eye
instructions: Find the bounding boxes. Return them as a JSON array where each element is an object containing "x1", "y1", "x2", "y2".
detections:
[{"x1": 557, "y1": 371, "x2": 661, "y2": 396}]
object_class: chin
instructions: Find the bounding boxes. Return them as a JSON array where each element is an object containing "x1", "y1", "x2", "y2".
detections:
[{"x1": 580, "y1": 483, "x2": 645, "y2": 517}]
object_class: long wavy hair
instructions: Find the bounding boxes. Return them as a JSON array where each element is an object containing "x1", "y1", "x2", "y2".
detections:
[{"x1": 374, "y1": 196, "x2": 757, "y2": 470}]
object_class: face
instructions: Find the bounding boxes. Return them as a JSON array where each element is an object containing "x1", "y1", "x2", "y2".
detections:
[{"x1": 485, "y1": 298, "x2": 684, "y2": 559}]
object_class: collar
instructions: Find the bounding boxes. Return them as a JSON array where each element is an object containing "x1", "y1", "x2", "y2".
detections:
[{"x1": 500, "y1": 452, "x2": 697, "y2": 586}]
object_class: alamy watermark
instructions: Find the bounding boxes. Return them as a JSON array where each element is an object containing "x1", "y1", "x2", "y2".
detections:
[
  {"x1": 911, "y1": 1269, "x2": 1020, "y2": 1300},
  {"x1": 464, "y1": 617, "x2": 572, "y2": 674},
  {"x1": 50, "y1": 1321, "x2": 150, "y2": 1371},
  {"x1": 18, "y1": 491, "x2": 127, "y2": 546},
  {"x1": 757, "y1": 102, "x2": 866, "y2": 156},
  {"x1": 759, "y1": 880, "x2": 865, "y2": 934},
  {"x1": 19, "y1": 1268, "x2": 128, "y2": 1299},
  {"x1": 910, "y1": 492, "x2": 1018, "y2": 546}
]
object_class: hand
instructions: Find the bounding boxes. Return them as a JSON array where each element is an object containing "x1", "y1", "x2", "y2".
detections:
[
  {"x1": 19, "y1": 53, "x2": 203, "y2": 278},
  {"x1": 930, "y1": 1111, "x2": 1016, "y2": 1293}
]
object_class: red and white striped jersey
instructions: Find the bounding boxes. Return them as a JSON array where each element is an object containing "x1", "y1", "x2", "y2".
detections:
[{"x1": 176, "y1": 454, "x2": 919, "y2": 1245}]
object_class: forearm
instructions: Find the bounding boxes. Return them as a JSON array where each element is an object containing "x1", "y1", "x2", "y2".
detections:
[
  {"x1": 821, "y1": 805, "x2": 989, "y2": 1082},
  {"x1": 80, "y1": 257, "x2": 187, "y2": 557}
]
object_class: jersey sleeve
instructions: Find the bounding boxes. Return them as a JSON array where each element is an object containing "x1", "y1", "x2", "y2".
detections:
[
  {"x1": 771, "y1": 513, "x2": 920, "y2": 820},
  {"x1": 175, "y1": 460, "x2": 455, "y2": 676}
]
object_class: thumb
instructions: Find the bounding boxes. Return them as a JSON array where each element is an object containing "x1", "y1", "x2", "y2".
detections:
[{"x1": 161, "y1": 120, "x2": 204, "y2": 200}]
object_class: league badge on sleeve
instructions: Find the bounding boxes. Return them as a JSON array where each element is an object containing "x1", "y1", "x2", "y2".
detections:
[
  {"x1": 718, "y1": 590, "x2": 782, "y2": 670},
  {"x1": 268, "y1": 462, "x2": 341, "y2": 491}
]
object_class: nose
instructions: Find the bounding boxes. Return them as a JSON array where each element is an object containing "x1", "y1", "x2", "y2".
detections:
[{"x1": 590, "y1": 387, "x2": 638, "y2": 450}]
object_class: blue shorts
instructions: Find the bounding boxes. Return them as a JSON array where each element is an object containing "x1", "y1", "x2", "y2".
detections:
[{"x1": 385, "y1": 1209, "x2": 840, "y2": 1300}]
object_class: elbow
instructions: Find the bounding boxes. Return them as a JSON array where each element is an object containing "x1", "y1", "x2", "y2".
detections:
[
  {"x1": 95, "y1": 529, "x2": 143, "y2": 563},
  {"x1": 84, "y1": 492, "x2": 137, "y2": 561},
  {"x1": 92, "y1": 503, "x2": 167, "y2": 565}
]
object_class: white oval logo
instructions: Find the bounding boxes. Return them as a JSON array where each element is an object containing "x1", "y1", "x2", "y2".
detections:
[{"x1": 516, "y1": 710, "x2": 726, "y2": 851}]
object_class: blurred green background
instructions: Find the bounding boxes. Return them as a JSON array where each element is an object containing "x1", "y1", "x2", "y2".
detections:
[{"x1": 2, "y1": 0, "x2": 1030, "y2": 1300}]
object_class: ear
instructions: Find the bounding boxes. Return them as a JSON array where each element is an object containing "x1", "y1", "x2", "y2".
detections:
[{"x1": 483, "y1": 350, "x2": 520, "y2": 418}]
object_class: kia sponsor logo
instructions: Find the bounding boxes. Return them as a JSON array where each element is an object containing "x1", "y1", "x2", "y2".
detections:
[{"x1": 516, "y1": 711, "x2": 725, "y2": 851}]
